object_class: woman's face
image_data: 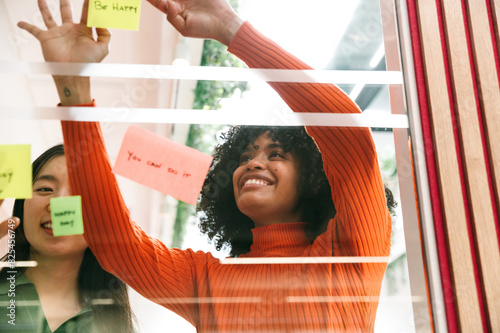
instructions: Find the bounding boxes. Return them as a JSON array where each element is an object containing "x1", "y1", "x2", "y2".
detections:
[
  {"x1": 232, "y1": 132, "x2": 303, "y2": 228},
  {"x1": 23, "y1": 155, "x2": 87, "y2": 260}
]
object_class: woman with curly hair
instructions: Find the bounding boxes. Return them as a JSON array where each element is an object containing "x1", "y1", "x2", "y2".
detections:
[
  {"x1": 198, "y1": 126, "x2": 340, "y2": 257},
  {"x1": 200, "y1": 125, "x2": 396, "y2": 259},
  {"x1": 22, "y1": 0, "x2": 394, "y2": 331}
]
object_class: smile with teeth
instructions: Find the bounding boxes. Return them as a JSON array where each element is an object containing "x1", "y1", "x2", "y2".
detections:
[
  {"x1": 244, "y1": 179, "x2": 271, "y2": 186},
  {"x1": 41, "y1": 222, "x2": 53, "y2": 230}
]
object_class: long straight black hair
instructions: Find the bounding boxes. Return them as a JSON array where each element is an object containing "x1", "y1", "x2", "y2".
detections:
[{"x1": 0, "y1": 144, "x2": 135, "y2": 332}]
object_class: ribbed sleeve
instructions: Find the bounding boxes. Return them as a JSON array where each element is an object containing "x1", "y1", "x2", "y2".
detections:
[
  {"x1": 61, "y1": 121, "x2": 211, "y2": 325},
  {"x1": 60, "y1": 21, "x2": 391, "y2": 332}
]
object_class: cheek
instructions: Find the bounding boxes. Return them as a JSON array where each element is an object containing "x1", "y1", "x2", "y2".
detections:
[
  {"x1": 282, "y1": 167, "x2": 301, "y2": 199},
  {"x1": 22, "y1": 197, "x2": 48, "y2": 240},
  {"x1": 73, "y1": 235, "x2": 88, "y2": 251},
  {"x1": 232, "y1": 166, "x2": 244, "y2": 195},
  {"x1": 22, "y1": 200, "x2": 37, "y2": 234}
]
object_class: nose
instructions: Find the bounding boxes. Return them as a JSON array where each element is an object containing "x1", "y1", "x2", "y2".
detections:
[
  {"x1": 246, "y1": 155, "x2": 266, "y2": 171},
  {"x1": 46, "y1": 187, "x2": 71, "y2": 211},
  {"x1": 59, "y1": 187, "x2": 71, "y2": 198}
]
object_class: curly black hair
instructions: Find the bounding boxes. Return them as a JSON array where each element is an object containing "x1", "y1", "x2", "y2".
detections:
[
  {"x1": 197, "y1": 126, "x2": 397, "y2": 257},
  {"x1": 198, "y1": 126, "x2": 336, "y2": 257}
]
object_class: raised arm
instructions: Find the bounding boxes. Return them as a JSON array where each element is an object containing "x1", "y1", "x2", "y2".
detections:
[
  {"x1": 158, "y1": 0, "x2": 391, "y2": 257},
  {"x1": 18, "y1": 0, "x2": 205, "y2": 325},
  {"x1": 228, "y1": 25, "x2": 391, "y2": 259}
]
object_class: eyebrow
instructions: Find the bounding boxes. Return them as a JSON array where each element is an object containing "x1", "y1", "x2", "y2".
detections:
[
  {"x1": 33, "y1": 174, "x2": 57, "y2": 184},
  {"x1": 267, "y1": 143, "x2": 284, "y2": 149},
  {"x1": 242, "y1": 142, "x2": 284, "y2": 152}
]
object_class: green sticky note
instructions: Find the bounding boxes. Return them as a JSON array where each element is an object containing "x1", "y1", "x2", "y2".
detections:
[
  {"x1": 50, "y1": 196, "x2": 84, "y2": 237},
  {"x1": 0, "y1": 144, "x2": 32, "y2": 199},
  {"x1": 87, "y1": 0, "x2": 141, "y2": 30}
]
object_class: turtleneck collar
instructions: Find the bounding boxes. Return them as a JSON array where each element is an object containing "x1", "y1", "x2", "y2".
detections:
[{"x1": 241, "y1": 222, "x2": 311, "y2": 257}]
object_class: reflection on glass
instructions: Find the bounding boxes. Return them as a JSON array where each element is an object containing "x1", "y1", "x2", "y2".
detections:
[{"x1": 0, "y1": 0, "x2": 421, "y2": 332}]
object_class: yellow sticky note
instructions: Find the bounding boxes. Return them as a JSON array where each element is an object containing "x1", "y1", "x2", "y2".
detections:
[
  {"x1": 87, "y1": 0, "x2": 141, "y2": 31},
  {"x1": 0, "y1": 145, "x2": 31, "y2": 199}
]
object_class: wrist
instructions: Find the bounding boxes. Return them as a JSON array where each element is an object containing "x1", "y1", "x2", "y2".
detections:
[
  {"x1": 218, "y1": 16, "x2": 244, "y2": 46},
  {"x1": 52, "y1": 76, "x2": 92, "y2": 106}
]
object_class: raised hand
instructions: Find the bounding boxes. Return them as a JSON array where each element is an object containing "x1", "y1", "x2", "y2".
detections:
[
  {"x1": 17, "y1": 0, "x2": 111, "y2": 105},
  {"x1": 18, "y1": 0, "x2": 110, "y2": 64},
  {"x1": 147, "y1": 0, "x2": 243, "y2": 45}
]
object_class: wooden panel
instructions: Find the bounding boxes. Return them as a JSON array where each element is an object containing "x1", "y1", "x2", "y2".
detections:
[
  {"x1": 491, "y1": 0, "x2": 500, "y2": 53},
  {"x1": 415, "y1": 0, "x2": 483, "y2": 331},
  {"x1": 442, "y1": 0, "x2": 500, "y2": 330},
  {"x1": 468, "y1": 0, "x2": 500, "y2": 211},
  {"x1": 465, "y1": 0, "x2": 500, "y2": 329}
]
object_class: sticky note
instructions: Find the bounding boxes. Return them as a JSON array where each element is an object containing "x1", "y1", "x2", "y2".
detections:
[
  {"x1": 0, "y1": 145, "x2": 31, "y2": 199},
  {"x1": 50, "y1": 196, "x2": 84, "y2": 237},
  {"x1": 113, "y1": 126, "x2": 214, "y2": 205},
  {"x1": 87, "y1": 0, "x2": 141, "y2": 31}
]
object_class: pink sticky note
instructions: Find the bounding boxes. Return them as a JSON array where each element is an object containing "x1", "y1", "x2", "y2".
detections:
[{"x1": 113, "y1": 126, "x2": 213, "y2": 205}]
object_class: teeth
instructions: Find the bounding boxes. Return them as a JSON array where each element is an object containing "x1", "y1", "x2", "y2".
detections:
[
  {"x1": 244, "y1": 179, "x2": 270, "y2": 186},
  {"x1": 41, "y1": 223, "x2": 53, "y2": 230}
]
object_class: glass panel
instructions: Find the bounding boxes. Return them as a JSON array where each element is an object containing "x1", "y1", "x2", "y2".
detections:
[{"x1": 0, "y1": 0, "x2": 432, "y2": 332}]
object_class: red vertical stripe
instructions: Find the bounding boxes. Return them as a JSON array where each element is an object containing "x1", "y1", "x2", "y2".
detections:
[
  {"x1": 405, "y1": 1, "x2": 459, "y2": 331},
  {"x1": 483, "y1": 0, "x2": 500, "y2": 245},
  {"x1": 437, "y1": 0, "x2": 488, "y2": 330},
  {"x1": 459, "y1": 0, "x2": 497, "y2": 330}
]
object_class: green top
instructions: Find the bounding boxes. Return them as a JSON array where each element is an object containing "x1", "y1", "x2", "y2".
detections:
[{"x1": 0, "y1": 271, "x2": 93, "y2": 332}]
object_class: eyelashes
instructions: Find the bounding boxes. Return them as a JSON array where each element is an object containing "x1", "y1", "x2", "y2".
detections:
[
  {"x1": 238, "y1": 150, "x2": 286, "y2": 165},
  {"x1": 34, "y1": 187, "x2": 53, "y2": 193}
]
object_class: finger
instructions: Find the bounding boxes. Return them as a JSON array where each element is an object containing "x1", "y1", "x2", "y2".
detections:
[
  {"x1": 38, "y1": 0, "x2": 57, "y2": 29},
  {"x1": 166, "y1": 0, "x2": 180, "y2": 17},
  {"x1": 60, "y1": 0, "x2": 74, "y2": 23},
  {"x1": 17, "y1": 21, "x2": 44, "y2": 40},
  {"x1": 166, "y1": 1, "x2": 186, "y2": 33},
  {"x1": 146, "y1": 0, "x2": 168, "y2": 15},
  {"x1": 0, "y1": 217, "x2": 20, "y2": 239},
  {"x1": 96, "y1": 28, "x2": 111, "y2": 48},
  {"x1": 80, "y1": 0, "x2": 89, "y2": 25}
]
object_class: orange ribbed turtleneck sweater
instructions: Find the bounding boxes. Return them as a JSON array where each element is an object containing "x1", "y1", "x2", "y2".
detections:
[{"x1": 61, "y1": 22, "x2": 391, "y2": 332}]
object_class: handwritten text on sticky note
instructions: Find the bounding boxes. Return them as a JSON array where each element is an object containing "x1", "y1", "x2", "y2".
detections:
[
  {"x1": 113, "y1": 126, "x2": 214, "y2": 205},
  {"x1": 0, "y1": 145, "x2": 31, "y2": 199},
  {"x1": 87, "y1": 0, "x2": 141, "y2": 31},
  {"x1": 50, "y1": 196, "x2": 84, "y2": 237}
]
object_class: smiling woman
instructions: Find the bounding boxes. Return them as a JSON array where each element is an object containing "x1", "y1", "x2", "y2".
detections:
[
  {"x1": 200, "y1": 126, "x2": 336, "y2": 255},
  {"x1": 232, "y1": 133, "x2": 303, "y2": 228},
  {"x1": 23, "y1": 155, "x2": 87, "y2": 258},
  {"x1": 0, "y1": 145, "x2": 135, "y2": 332}
]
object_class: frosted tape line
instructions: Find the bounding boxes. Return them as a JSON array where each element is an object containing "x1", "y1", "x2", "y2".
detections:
[
  {"x1": 286, "y1": 295, "x2": 426, "y2": 303},
  {"x1": 149, "y1": 297, "x2": 262, "y2": 304},
  {"x1": 0, "y1": 61, "x2": 403, "y2": 84},
  {"x1": 220, "y1": 256, "x2": 390, "y2": 264},
  {"x1": 1, "y1": 107, "x2": 409, "y2": 128},
  {"x1": 0, "y1": 261, "x2": 38, "y2": 268}
]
